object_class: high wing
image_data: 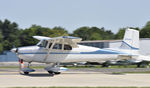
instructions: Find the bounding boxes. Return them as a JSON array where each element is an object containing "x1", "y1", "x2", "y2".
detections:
[
  {"x1": 46, "y1": 36, "x2": 82, "y2": 48},
  {"x1": 33, "y1": 36, "x2": 51, "y2": 40},
  {"x1": 33, "y1": 36, "x2": 82, "y2": 48}
]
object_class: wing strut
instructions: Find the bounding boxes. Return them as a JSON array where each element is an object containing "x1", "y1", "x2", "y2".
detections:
[{"x1": 43, "y1": 40, "x2": 56, "y2": 62}]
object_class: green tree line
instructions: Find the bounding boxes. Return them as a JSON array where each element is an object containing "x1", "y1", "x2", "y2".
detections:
[{"x1": 0, "y1": 19, "x2": 150, "y2": 52}]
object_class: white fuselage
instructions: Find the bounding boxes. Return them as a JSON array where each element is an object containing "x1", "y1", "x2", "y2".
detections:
[
  {"x1": 16, "y1": 45, "x2": 133, "y2": 63},
  {"x1": 12, "y1": 29, "x2": 150, "y2": 64}
]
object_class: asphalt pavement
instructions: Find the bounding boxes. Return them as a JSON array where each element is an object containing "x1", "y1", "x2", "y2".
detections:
[{"x1": 0, "y1": 68, "x2": 150, "y2": 87}]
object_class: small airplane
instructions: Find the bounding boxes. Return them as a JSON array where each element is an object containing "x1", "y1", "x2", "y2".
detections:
[{"x1": 11, "y1": 28, "x2": 150, "y2": 75}]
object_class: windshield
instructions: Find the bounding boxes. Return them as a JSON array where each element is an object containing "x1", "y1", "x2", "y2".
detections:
[{"x1": 38, "y1": 40, "x2": 48, "y2": 48}]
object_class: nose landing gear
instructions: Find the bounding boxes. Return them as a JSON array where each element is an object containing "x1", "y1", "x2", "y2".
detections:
[{"x1": 19, "y1": 59, "x2": 35, "y2": 75}]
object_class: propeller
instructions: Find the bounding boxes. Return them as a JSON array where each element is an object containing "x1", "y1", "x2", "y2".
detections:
[{"x1": 11, "y1": 45, "x2": 22, "y2": 73}]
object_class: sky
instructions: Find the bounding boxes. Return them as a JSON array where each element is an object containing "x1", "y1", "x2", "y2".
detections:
[{"x1": 0, "y1": 0, "x2": 150, "y2": 33}]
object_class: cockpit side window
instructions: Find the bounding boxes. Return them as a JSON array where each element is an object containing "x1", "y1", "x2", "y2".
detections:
[
  {"x1": 53, "y1": 44, "x2": 62, "y2": 49},
  {"x1": 64, "y1": 44, "x2": 72, "y2": 50}
]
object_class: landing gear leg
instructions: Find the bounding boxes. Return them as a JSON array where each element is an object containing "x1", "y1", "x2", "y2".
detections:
[
  {"x1": 19, "y1": 59, "x2": 24, "y2": 74},
  {"x1": 54, "y1": 63, "x2": 61, "y2": 75}
]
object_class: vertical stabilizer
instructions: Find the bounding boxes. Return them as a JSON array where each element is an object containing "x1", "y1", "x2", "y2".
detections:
[{"x1": 120, "y1": 28, "x2": 139, "y2": 50}]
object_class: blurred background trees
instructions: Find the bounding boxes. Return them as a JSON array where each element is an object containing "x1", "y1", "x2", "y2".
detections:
[
  {"x1": 0, "y1": 19, "x2": 21, "y2": 52},
  {"x1": 72, "y1": 27, "x2": 114, "y2": 40},
  {"x1": 140, "y1": 21, "x2": 150, "y2": 38},
  {"x1": 0, "y1": 19, "x2": 150, "y2": 52}
]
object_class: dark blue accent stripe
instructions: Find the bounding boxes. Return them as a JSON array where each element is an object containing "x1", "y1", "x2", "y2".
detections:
[{"x1": 122, "y1": 41, "x2": 139, "y2": 50}]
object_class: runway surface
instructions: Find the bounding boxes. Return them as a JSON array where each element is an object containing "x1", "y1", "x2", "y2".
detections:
[{"x1": 0, "y1": 68, "x2": 150, "y2": 88}]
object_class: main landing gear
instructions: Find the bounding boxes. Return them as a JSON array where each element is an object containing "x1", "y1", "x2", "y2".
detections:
[
  {"x1": 44, "y1": 63, "x2": 61, "y2": 76},
  {"x1": 47, "y1": 71, "x2": 61, "y2": 76},
  {"x1": 45, "y1": 63, "x2": 67, "y2": 76}
]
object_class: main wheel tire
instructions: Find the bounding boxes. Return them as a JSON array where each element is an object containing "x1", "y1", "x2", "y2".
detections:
[
  {"x1": 48, "y1": 71, "x2": 55, "y2": 76},
  {"x1": 54, "y1": 72, "x2": 61, "y2": 75},
  {"x1": 24, "y1": 72, "x2": 29, "y2": 75},
  {"x1": 48, "y1": 71, "x2": 55, "y2": 74}
]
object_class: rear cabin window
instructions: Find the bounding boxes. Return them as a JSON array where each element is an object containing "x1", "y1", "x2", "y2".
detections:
[
  {"x1": 64, "y1": 44, "x2": 72, "y2": 50},
  {"x1": 53, "y1": 44, "x2": 62, "y2": 49}
]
